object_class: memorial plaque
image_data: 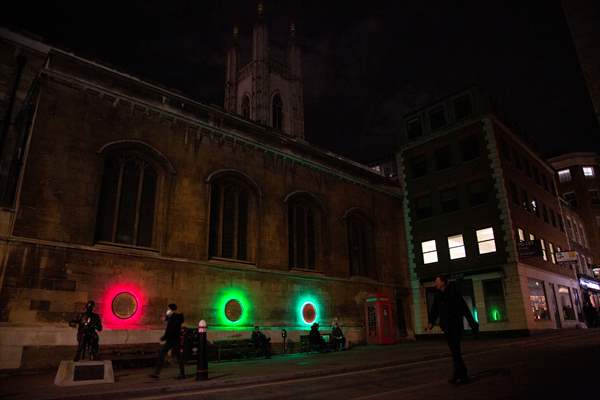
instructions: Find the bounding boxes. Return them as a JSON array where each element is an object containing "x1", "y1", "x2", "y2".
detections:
[
  {"x1": 73, "y1": 364, "x2": 105, "y2": 381},
  {"x1": 111, "y1": 292, "x2": 137, "y2": 319}
]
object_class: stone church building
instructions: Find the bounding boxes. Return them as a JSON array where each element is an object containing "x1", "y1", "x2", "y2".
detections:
[{"x1": 0, "y1": 9, "x2": 409, "y2": 370}]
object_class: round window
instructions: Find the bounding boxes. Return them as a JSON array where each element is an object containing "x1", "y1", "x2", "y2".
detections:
[
  {"x1": 225, "y1": 299, "x2": 243, "y2": 323},
  {"x1": 302, "y1": 302, "x2": 316, "y2": 324},
  {"x1": 111, "y1": 292, "x2": 138, "y2": 319}
]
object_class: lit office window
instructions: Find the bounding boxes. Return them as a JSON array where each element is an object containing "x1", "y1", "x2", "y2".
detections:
[
  {"x1": 517, "y1": 228, "x2": 525, "y2": 242},
  {"x1": 558, "y1": 169, "x2": 571, "y2": 183},
  {"x1": 540, "y1": 239, "x2": 548, "y2": 261},
  {"x1": 582, "y1": 166, "x2": 595, "y2": 178},
  {"x1": 549, "y1": 242, "x2": 556, "y2": 264},
  {"x1": 529, "y1": 233, "x2": 535, "y2": 241},
  {"x1": 476, "y1": 227, "x2": 497, "y2": 254},
  {"x1": 421, "y1": 240, "x2": 438, "y2": 264},
  {"x1": 448, "y1": 234, "x2": 466, "y2": 260}
]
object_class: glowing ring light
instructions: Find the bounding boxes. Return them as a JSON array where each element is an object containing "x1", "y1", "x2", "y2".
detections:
[
  {"x1": 225, "y1": 299, "x2": 243, "y2": 323},
  {"x1": 301, "y1": 302, "x2": 317, "y2": 324},
  {"x1": 111, "y1": 292, "x2": 138, "y2": 319}
]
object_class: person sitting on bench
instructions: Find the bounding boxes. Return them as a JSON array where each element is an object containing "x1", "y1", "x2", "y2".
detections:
[
  {"x1": 309, "y1": 323, "x2": 327, "y2": 352},
  {"x1": 251, "y1": 326, "x2": 271, "y2": 358}
]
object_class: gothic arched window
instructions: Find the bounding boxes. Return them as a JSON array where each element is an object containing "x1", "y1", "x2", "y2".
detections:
[
  {"x1": 209, "y1": 178, "x2": 251, "y2": 260},
  {"x1": 346, "y1": 212, "x2": 372, "y2": 277},
  {"x1": 272, "y1": 94, "x2": 283, "y2": 131},
  {"x1": 96, "y1": 153, "x2": 158, "y2": 248},
  {"x1": 241, "y1": 95, "x2": 250, "y2": 119},
  {"x1": 288, "y1": 194, "x2": 320, "y2": 269}
]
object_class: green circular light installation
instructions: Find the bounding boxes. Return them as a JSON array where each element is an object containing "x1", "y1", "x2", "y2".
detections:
[
  {"x1": 296, "y1": 295, "x2": 321, "y2": 327},
  {"x1": 215, "y1": 287, "x2": 252, "y2": 327}
]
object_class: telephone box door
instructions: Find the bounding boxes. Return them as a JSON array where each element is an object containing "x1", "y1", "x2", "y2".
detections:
[{"x1": 365, "y1": 293, "x2": 395, "y2": 345}]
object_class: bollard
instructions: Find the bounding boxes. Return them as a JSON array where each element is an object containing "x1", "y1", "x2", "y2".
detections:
[
  {"x1": 281, "y1": 328, "x2": 287, "y2": 353},
  {"x1": 196, "y1": 320, "x2": 208, "y2": 381}
]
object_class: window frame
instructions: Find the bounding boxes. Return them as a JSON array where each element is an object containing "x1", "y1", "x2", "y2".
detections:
[
  {"x1": 447, "y1": 234, "x2": 466, "y2": 260},
  {"x1": 476, "y1": 227, "x2": 497, "y2": 255},
  {"x1": 421, "y1": 239, "x2": 438, "y2": 264}
]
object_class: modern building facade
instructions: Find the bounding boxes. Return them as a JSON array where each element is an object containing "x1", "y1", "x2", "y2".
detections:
[
  {"x1": 0, "y1": 17, "x2": 410, "y2": 370},
  {"x1": 397, "y1": 88, "x2": 585, "y2": 336}
]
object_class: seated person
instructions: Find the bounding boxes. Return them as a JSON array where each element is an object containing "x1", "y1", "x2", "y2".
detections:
[
  {"x1": 308, "y1": 323, "x2": 326, "y2": 352},
  {"x1": 330, "y1": 321, "x2": 346, "y2": 351},
  {"x1": 251, "y1": 326, "x2": 271, "y2": 358}
]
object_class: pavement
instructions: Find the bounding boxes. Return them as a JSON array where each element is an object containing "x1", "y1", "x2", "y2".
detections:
[{"x1": 0, "y1": 329, "x2": 597, "y2": 400}]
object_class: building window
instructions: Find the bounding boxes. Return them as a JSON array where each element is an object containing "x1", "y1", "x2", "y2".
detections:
[
  {"x1": 589, "y1": 189, "x2": 600, "y2": 205},
  {"x1": 520, "y1": 188, "x2": 529, "y2": 211},
  {"x1": 542, "y1": 204, "x2": 549, "y2": 223},
  {"x1": 434, "y1": 145, "x2": 454, "y2": 170},
  {"x1": 429, "y1": 105, "x2": 447, "y2": 131},
  {"x1": 548, "y1": 242, "x2": 556, "y2": 264},
  {"x1": 531, "y1": 199, "x2": 539, "y2": 217},
  {"x1": 512, "y1": 148, "x2": 522, "y2": 170},
  {"x1": 533, "y1": 168, "x2": 540, "y2": 184},
  {"x1": 558, "y1": 286, "x2": 576, "y2": 320},
  {"x1": 549, "y1": 209, "x2": 557, "y2": 228},
  {"x1": 468, "y1": 180, "x2": 488, "y2": 206},
  {"x1": 566, "y1": 217, "x2": 574, "y2": 241},
  {"x1": 483, "y1": 279, "x2": 507, "y2": 322},
  {"x1": 509, "y1": 180, "x2": 519, "y2": 205},
  {"x1": 209, "y1": 179, "x2": 251, "y2": 260},
  {"x1": 448, "y1": 234, "x2": 466, "y2": 260},
  {"x1": 582, "y1": 166, "x2": 595, "y2": 178},
  {"x1": 476, "y1": 227, "x2": 496, "y2": 254},
  {"x1": 498, "y1": 138, "x2": 511, "y2": 161},
  {"x1": 440, "y1": 187, "x2": 459, "y2": 213},
  {"x1": 421, "y1": 240, "x2": 438, "y2": 264},
  {"x1": 459, "y1": 136, "x2": 480, "y2": 162},
  {"x1": 96, "y1": 153, "x2": 158, "y2": 248},
  {"x1": 540, "y1": 239, "x2": 548, "y2": 261},
  {"x1": 541, "y1": 175, "x2": 549, "y2": 191},
  {"x1": 558, "y1": 169, "x2": 571, "y2": 183},
  {"x1": 579, "y1": 223, "x2": 587, "y2": 247},
  {"x1": 529, "y1": 233, "x2": 535, "y2": 241},
  {"x1": 517, "y1": 228, "x2": 525, "y2": 242},
  {"x1": 347, "y1": 213, "x2": 372, "y2": 277},
  {"x1": 564, "y1": 191, "x2": 577, "y2": 208},
  {"x1": 414, "y1": 195, "x2": 433, "y2": 220},
  {"x1": 288, "y1": 196, "x2": 319, "y2": 269},
  {"x1": 241, "y1": 95, "x2": 250, "y2": 119},
  {"x1": 523, "y1": 158, "x2": 532, "y2": 178},
  {"x1": 407, "y1": 117, "x2": 423, "y2": 140},
  {"x1": 453, "y1": 94, "x2": 472, "y2": 120},
  {"x1": 410, "y1": 155, "x2": 428, "y2": 178},
  {"x1": 528, "y1": 279, "x2": 550, "y2": 321},
  {"x1": 272, "y1": 94, "x2": 283, "y2": 130}
]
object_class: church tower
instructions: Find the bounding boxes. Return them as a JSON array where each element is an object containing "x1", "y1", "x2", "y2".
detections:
[{"x1": 224, "y1": 2, "x2": 305, "y2": 139}]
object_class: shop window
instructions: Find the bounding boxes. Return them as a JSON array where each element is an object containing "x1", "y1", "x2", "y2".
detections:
[
  {"x1": 528, "y1": 279, "x2": 550, "y2": 321},
  {"x1": 483, "y1": 279, "x2": 507, "y2": 322},
  {"x1": 468, "y1": 179, "x2": 488, "y2": 206},
  {"x1": 476, "y1": 227, "x2": 496, "y2": 254},
  {"x1": 558, "y1": 286, "x2": 576, "y2": 320},
  {"x1": 414, "y1": 195, "x2": 433, "y2": 220},
  {"x1": 558, "y1": 169, "x2": 571, "y2": 183},
  {"x1": 448, "y1": 234, "x2": 466, "y2": 260},
  {"x1": 440, "y1": 187, "x2": 459, "y2": 213},
  {"x1": 421, "y1": 240, "x2": 438, "y2": 264},
  {"x1": 407, "y1": 117, "x2": 423, "y2": 140},
  {"x1": 434, "y1": 145, "x2": 454, "y2": 170},
  {"x1": 429, "y1": 106, "x2": 447, "y2": 131}
]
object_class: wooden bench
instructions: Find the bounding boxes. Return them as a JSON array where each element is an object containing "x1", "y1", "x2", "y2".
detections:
[
  {"x1": 212, "y1": 339, "x2": 265, "y2": 362},
  {"x1": 98, "y1": 343, "x2": 161, "y2": 369}
]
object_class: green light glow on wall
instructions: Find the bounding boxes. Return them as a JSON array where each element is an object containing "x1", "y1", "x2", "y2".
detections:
[
  {"x1": 296, "y1": 294, "x2": 322, "y2": 326},
  {"x1": 215, "y1": 287, "x2": 252, "y2": 327},
  {"x1": 473, "y1": 308, "x2": 479, "y2": 323},
  {"x1": 489, "y1": 308, "x2": 502, "y2": 322}
]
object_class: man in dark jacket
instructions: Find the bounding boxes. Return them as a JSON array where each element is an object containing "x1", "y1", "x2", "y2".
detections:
[
  {"x1": 150, "y1": 303, "x2": 185, "y2": 379},
  {"x1": 426, "y1": 275, "x2": 479, "y2": 384}
]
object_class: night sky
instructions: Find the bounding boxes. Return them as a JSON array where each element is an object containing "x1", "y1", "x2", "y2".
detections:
[{"x1": 3, "y1": 0, "x2": 599, "y2": 162}]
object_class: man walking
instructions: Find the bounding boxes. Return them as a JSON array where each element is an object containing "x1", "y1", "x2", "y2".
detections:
[
  {"x1": 426, "y1": 275, "x2": 479, "y2": 385},
  {"x1": 150, "y1": 303, "x2": 186, "y2": 379}
]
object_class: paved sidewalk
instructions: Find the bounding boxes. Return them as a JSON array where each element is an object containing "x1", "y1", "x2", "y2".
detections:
[{"x1": 0, "y1": 330, "x2": 590, "y2": 400}]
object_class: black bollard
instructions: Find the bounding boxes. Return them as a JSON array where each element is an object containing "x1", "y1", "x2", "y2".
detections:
[
  {"x1": 281, "y1": 328, "x2": 287, "y2": 353},
  {"x1": 196, "y1": 320, "x2": 208, "y2": 381}
]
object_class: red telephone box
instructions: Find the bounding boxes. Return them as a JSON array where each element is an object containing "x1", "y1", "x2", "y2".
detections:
[{"x1": 365, "y1": 293, "x2": 395, "y2": 345}]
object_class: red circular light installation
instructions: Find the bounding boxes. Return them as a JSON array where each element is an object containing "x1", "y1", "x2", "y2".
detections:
[
  {"x1": 102, "y1": 283, "x2": 144, "y2": 328},
  {"x1": 302, "y1": 303, "x2": 316, "y2": 324}
]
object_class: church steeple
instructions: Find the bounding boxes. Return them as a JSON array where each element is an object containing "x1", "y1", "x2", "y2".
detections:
[{"x1": 224, "y1": 2, "x2": 305, "y2": 139}]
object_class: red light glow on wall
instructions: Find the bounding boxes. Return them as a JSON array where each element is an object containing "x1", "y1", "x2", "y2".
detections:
[{"x1": 102, "y1": 283, "x2": 144, "y2": 328}]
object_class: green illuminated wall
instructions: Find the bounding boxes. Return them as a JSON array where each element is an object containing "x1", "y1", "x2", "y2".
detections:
[{"x1": 214, "y1": 287, "x2": 253, "y2": 328}]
